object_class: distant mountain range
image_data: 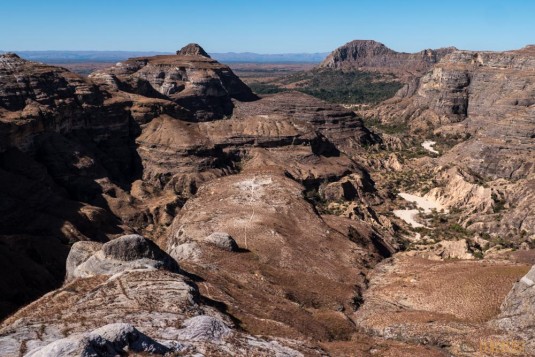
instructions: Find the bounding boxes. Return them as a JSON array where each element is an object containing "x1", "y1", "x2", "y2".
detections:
[
  {"x1": 211, "y1": 52, "x2": 328, "y2": 63},
  {"x1": 0, "y1": 50, "x2": 328, "y2": 63}
]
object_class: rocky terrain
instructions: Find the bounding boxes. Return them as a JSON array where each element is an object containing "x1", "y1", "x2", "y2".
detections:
[
  {"x1": 245, "y1": 41, "x2": 457, "y2": 106},
  {"x1": 1, "y1": 41, "x2": 534, "y2": 356},
  {"x1": 319, "y1": 40, "x2": 457, "y2": 81},
  {"x1": 363, "y1": 45, "x2": 535, "y2": 241}
]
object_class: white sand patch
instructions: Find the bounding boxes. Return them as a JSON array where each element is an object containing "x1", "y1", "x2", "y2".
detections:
[
  {"x1": 394, "y1": 192, "x2": 448, "y2": 228},
  {"x1": 398, "y1": 192, "x2": 447, "y2": 213},
  {"x1": 393, "y1": 209, "x2": 425, "y2": 228},
  {"x1": 422, "y1": 140, "x2": 439, "y2": 154}
]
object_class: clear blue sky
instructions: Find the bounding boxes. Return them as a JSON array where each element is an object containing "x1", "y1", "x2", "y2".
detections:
[{"x1": 1, "y1": 0, "x2": 533, "y2": 53}]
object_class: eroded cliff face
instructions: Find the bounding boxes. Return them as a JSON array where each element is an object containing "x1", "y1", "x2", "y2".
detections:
[
  {"x1": 0, "y1": 53, "x2": 142, "y2": 317},
  {"x1": 89, "y1": 49, "x2": 257, "y2": 121},
  {"x1": 366, "y1": 45, "x2": 535, "y2": 239},
  {"x1": 0, "y1": 235, "x2": 316, "y2": 356},
  {"x1": 320, "y1": 40, "x2": 456, "y2": 80}
]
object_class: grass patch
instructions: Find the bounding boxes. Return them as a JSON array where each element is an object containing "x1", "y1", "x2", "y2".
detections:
[{"x1": 363, "y1": 117, "x2": 409, "y2": 135}]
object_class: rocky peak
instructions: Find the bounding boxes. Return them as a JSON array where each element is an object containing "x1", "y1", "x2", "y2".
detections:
[
  {"x1": 91, "y1": 46, "x2": 256, "y2": 121},
  {"x1": 322, "y1": 40, "x2": 397, "y2": 65},
  {"x1": 176, "y1": 43, "x2": 211, "y2": 58},
  {"x1": 520, "y1": 44, "x2": 535, "y2": 52}
]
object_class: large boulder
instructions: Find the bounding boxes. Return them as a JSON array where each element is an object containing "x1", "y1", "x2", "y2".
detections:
[
  {"x1": 102, "y1": 234, "x2": 171, "y2": 262},
  {"x1": 65, "y1": 241, "x2": 102, "y2": 282},
  {"x1": 65, "y1": 234, "x2": 180, "y2": 281},
  {"x1": 205, "y1": 232, "x2": 239, "y2": 252},
  {"x1": 26, "y1": 323, "x2": 170, "y2": 357}
]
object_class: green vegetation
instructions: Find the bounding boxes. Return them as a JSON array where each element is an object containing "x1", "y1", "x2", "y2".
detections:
[
  {"x1": 249, "y1": 69, "x2": 403, "y2": 105},
  {"x1": 363, "y1": 117, "x2": 409, "y2": 135},
  {"x1": 287, "y1": 69, "x2": 403, "y2": 104},
  {"x1": 248, "y1": 82, "x2": 287, "y2": 94}
]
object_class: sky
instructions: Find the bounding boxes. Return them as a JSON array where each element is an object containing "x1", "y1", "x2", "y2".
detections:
[{"x1": 1, "y1": 0, "x2": 534, "y2": 53}]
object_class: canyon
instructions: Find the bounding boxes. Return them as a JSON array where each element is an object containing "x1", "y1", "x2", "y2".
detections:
[{"x1": 0, "y1": 41, "x2": 534, "y2": 356}]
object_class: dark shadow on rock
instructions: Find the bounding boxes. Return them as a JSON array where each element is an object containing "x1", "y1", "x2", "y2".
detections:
[
  {"x1": 179, "y1": 270, "x2": 206, "y2": 283},
  {"x1": 198, "y1": 295, "x2": 244, "y2": 331}
]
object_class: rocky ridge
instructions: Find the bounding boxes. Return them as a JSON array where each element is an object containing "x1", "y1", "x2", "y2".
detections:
[{"x1": 320, "y1": 40, "x2": 456, "y2": 80}]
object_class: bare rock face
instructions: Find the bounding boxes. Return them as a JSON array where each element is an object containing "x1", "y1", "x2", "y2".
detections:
[
  {"x1": 320, "y1": 40, "x2": 456, "y2": 80},
  {"x1": 0, "y1": 253, "x2": 312, "y2": 356},
  {"x1": 176, "y1": 43, "x2": 211, "y2": 58},
  {"x1": 0, "y1": 53, "x2": 138, "y2": 318},
  {"x1": 65, "y1": 241, "x2": 102, "y2": 282},
  {"x1": 90, "y1": 44, "x2": 256, "y2": 121},
  {"x1": 205, "y1": 232, "x2": 239, "y2": 251},
  {"x1": 26, "y1": 323, "x2": 170, "y2": 357},
  {"x1": 0, "y1": 53, "x2": 101, "y2": 120},
  {"x1": 65, "y1": 234, "x2": 180, "y2": 282},
  {"x1": 101, "y1": 234, "x2": 175, "y2": 264},
  {"x1": 493, "y1": 264, "x2": 535, "y2": 352},
  {"x1": 175, "y1": 315, "x2": 231, "y2": 341}
]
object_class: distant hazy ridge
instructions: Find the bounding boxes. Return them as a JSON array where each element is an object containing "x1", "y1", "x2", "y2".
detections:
[{"x1": 0, "y1": 50, "x2": 328, "y2": 63}]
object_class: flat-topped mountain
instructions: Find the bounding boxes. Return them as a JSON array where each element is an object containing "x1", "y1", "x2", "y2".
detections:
[
  {"x1": 246, "y1": 41, "x2": 456, "y2": 106},
  {"x1": 90, "y1": 44, "x2": 257, "y2": 121},
  {"x1": 320, "y1": 40, "x2": 456, "y2": 79}
]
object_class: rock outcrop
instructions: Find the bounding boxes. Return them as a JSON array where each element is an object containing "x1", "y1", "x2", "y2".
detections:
[
  {"x1": 26, "y1": 323, "x2": 170, "y2": 357},
  {"x1": 320, "y1": 40, "x2": 456, "y2": 80},
  {"x1": 205, "y1": 232, "x2": 239, "y2": 251},
  {"x1": 0, "y1": 242, "x2": 310, "y2": 356},
  {"x1": 493, "y1": 264, "x2": 535, "y2": 352},
  {"x1": 366, "y1": 45, "x2": 535, "y2": 238},
  {"x1": 176, "y1": 43, "x2": 211, "y2": 58},
  {"x1": 90, "y1": 43, "x2": 257, "y2": 121},
  {"x1": 65, "y1": 234, "x2": 180, "y2": 282}
]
